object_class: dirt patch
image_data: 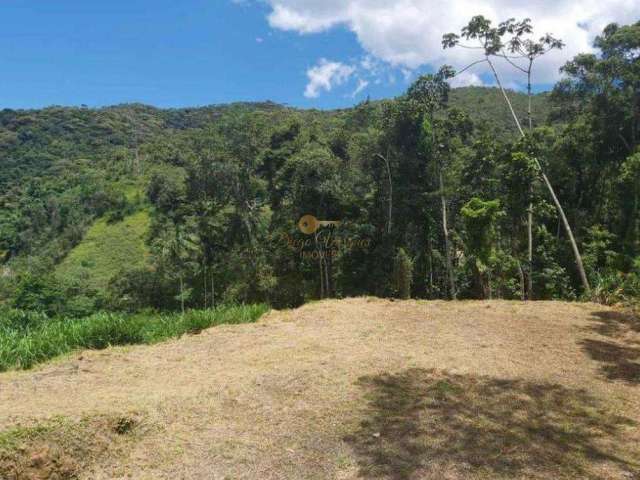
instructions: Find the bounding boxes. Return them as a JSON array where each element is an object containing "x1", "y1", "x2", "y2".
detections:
[
  {"x1": 0, "y1": 414, "x2": 148, "y2": 480},
  {"x1": 0, "y1": 298, "x2": 639, "y2": 478},
  {"x1": 1, "y1": 445, "x2": 78, "y2": 480}
]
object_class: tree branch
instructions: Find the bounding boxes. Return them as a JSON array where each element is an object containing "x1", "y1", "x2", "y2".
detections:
[
  {"x1": 454, "y1": 59, "x2": 489, "y2": 77},
  {"x1": 496, "y1": 52, "x2": 529, "y2": 74}
]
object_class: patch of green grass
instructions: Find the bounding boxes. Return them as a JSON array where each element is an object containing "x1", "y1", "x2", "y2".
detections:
[
  {"x1": 429, "y1": 379, "x2": 464, "y2": 399},
  {"x1": 121, "y1": 181, "x2": 145, "y2": 202},
  {"x1": 0, "y1": 419, "x2": 64, "y2": 451},
  {"x1": 0, "y1": 304, "x2": 269, "y2": 371},
  {"x1": 55, "y1": 210, "x2": 150, "y2": 291}
]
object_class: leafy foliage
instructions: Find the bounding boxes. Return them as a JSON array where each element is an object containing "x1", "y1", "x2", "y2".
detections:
[{"x1": 1, "y1": 20, "x2": 639, "y2": 316}]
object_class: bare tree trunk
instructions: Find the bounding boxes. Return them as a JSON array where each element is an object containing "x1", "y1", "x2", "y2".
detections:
[
  {"x1": 517, "y1": 260, "x2": 526, "y2": 301},
  {"x1": 526, "y1": 66, "x2": 534, "y2": 300},
  {"x1": 324, "y1": 250, "x2": 330, "y2": 298},
  {"x1": 430, "y1": 113, "x2": 456, "y2": 300},
  {"x1": 486, "y1": 56, "x2": 591, "y2": 295},
  {"x1": 319, "y1": 256, "x2": 324, "y2": 299},
  {"x1": 527, "y1": 203, "x2": 534, "y2": 298},
  {"x1": 527, "y1": 66, "x2": 533, "y2": 132},
  {"x1": 439, "y1": 166, "x2": 456, "y2": 300}
]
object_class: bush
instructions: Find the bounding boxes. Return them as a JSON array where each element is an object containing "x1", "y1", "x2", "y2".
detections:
[
  {"x1": 393, "y1": 248, "x2": 413, "y2": 299},
  {"x1": 533, "y1": 225, "x2": 576, "y2": 300},
  {"x1": 11, "y1": 274, "x2": 65, "y2": 316},
  {"x1": 107, "y1": 267, "x2": 177, "y2": 312},
  {"x1": 105, "y1": 194, "x2": 135, "y2": 224},
  {"x1": 591, "y1": 268, "x2": 640, "y2": 306}
]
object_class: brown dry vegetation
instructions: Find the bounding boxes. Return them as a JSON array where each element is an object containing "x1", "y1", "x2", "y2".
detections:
[{"x1": 0, "y1": 298, "x2": 639, "y2": 479}]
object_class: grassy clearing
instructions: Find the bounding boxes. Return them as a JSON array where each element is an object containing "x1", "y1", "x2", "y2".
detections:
[
  {"x1": 55, "y1": 209, "x2": 150, "y2": 291},
  {"x1": 1, "y1": 299, "x2": 639, "y2": 478},
  {"x1": 0, "y1": 304, "x2": 269, "y2": 371}
]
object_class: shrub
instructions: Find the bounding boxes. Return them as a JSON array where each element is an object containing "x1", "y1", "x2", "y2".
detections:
[
  {"x1": 591, "y1": 268, "x2": 640, "y2": 306},
  {"x1": 11, "y1": 274, "x2": 65, "y2": 317},
  {"x1": 107, "y1": 267, "x2": 177, "y2": 312},
  {"x1": 393, "y1": 248, "x2": 413, "y2": 299}
]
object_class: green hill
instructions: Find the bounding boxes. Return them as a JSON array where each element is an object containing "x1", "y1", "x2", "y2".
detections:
[{"x1": 449, "y1": 87, "x2": 551, "y2": 136}]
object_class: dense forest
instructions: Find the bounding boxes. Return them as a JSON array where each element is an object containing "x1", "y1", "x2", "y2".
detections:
[{"x1": 0, "y1": 18, "x2": 638, "y2": 319}]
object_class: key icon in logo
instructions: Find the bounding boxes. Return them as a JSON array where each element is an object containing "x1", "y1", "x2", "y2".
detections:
[{"x1": 298, "y1": 215, "x2": 341, "y2": 235}]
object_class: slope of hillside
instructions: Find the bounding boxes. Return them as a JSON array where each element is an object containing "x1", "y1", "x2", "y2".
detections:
[
  {"x1": 55, "y1": 210, "x2": 150, "y2": 291},
  {"x1": 1, "y1": 299, "x2": 638, "y2": 479},
  {"x1": 449, "y1": 86, "x2": 551, "y2": 135}
]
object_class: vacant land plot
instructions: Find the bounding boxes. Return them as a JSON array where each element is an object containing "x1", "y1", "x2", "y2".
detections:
[{"x1": 1, "y1": 298, "x2": 639, "y2": 479}]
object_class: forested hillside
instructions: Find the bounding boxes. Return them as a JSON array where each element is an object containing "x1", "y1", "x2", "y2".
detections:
[{"x1": 0, "y1": 20, "x2": 638, "y2": 317}]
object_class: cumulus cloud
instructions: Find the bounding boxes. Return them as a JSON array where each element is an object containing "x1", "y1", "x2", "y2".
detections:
[
  {"x1": 264, "y1": 0, "x2": 640, "y2": 87},
  {"x1": 449, "y1": 71, "x2": 485, "y2": 88},
  {"x1": 304, "y1": 59, "x2": 356, "y2": 98}
]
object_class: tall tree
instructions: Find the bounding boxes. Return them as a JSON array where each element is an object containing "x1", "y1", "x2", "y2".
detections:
[
  {"x1": 443, "y1": 15, "x2": 591, "y2": 295},
  {"x1": 408, "y1": 66, "x2": 458, "y2": 299}
]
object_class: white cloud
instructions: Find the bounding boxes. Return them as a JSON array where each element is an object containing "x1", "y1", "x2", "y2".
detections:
[
  {"x1": 351, "y1": 78, "x2": 369, "y2": 97},
  {"x1": 401, "y1": 68, "x2": 413, "y2": 83},
  {"x1": 304, "y1": 59, "x2": 356, "y2": 98},
  {"x1": 360, "y1": 54, "x2": 385, "y2": 76},
  {"x1": 263, "y1": 0, "x2": 640, "y2": 87},
  {"x1": 449, "y1": 71, "x2": 485, "y2": 88},
  {"x1": 268, "y1": 1, "x2": 349, "y2": 34}
]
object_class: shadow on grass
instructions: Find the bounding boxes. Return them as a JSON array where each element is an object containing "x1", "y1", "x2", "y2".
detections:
[
  {"x1": 345, "y1": 369, "x2": 637, "y2": 480},
  {"x1": 588, "y1": 311, "x2": 640, "y2": 338},
  {"x1": 582, "y1": 311, "x2": 640, "y2": 384},
  {"x1": 581, "y1": 339, "x2": 640, "y2": 384}
]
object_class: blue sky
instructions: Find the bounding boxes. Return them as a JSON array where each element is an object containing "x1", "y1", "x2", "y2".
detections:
[
  {"x1": 0, "y1": 0, "x2": 407, "y2": 109},
  {"x1": 0, "y1": 0, "x2": 635, "y2": 110}
]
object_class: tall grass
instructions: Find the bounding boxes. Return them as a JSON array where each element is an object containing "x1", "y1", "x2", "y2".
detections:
[{"x1": 0, "y1": 304, "x2": 269, "y2": 371}]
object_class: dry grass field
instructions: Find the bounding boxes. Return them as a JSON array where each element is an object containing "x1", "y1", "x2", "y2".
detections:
[{"x1": 1, "y1": 298, "x2": 639, "y2": 479}]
